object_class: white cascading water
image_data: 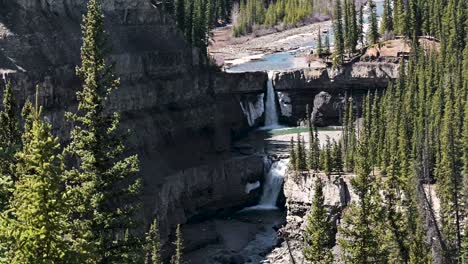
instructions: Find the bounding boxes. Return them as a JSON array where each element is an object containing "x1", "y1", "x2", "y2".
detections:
[
  {"x1": 247, "y1": 158, "x2": 288, "y2": 210},
  {"x1": 263, "y1": 71, "x2": 279, "y2": 128}
]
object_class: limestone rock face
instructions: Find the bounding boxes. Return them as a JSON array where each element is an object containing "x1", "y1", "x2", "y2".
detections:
[
  {"x1": 273, "y1": 61, "x2": 399, "y2": 125},
  {"x1": 311, "y1": 91, "x2": 343, "y2": 126},
  {"x1": 0, "y1": 0, "x2": 267, "y2": 247}
]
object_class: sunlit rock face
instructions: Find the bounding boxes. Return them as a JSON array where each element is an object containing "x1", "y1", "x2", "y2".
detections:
[{"x1": 0, "y1": 0, "x2": 268, "y2": 248}]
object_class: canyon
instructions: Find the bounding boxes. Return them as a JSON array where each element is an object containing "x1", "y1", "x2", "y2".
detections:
[{"x1": 0, "y1": 0, "x2": 412, "y2": 263}]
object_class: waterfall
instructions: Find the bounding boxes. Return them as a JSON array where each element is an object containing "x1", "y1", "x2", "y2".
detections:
[
  {"x1": 263, "y1": 71, "x2": 279, "y2": 128},
  {"x1": 247, "y1": 158, "x2": 288, "y2": 210}
]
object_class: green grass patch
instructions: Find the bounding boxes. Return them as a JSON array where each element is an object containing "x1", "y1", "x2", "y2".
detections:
[{"x1": 270, "y1": 126, "x2": 342, "y2": 136}]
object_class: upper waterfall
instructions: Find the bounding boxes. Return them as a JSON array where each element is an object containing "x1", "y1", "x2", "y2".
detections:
[{"x1": 263, "y1": 71, "x2": 280, "y2": 129}]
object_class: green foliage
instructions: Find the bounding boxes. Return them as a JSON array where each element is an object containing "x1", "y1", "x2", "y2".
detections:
[
  {"x1": 289, "y1": 137, "x2": 297, "y2": 170},
  {"x1": 0, "y1": 81, "x2": 20, "y2": 212},
  {"x1": 63, "y1": 0, "x2": 143, "y2": 261},
  {"x1": 171, "y1": 225, "x2": 184, "y2": 264},
  {"x1": 145, "y1": 218, "x2": 162, "y2": 264},
  {"x1": 303, "y1": 178, "x2": 333, "y2": 263},
  {"x1": 368, "y1": 0, "x2": 380, "y2": 44},
  {"x1": 332, "y1": 0, "x2": 344, "y2": 67},
  {"x1": 380, "y1": 0, "x2": 393, "y2": 35},
  {"x1": 234, "y1": 0, "x2": 331, "y2": 37},
  {"x1": 2, "y1": 92, "x2": 70, "y2": 263},
  {"x1": 339, "y1": 125, "x2": 386, "y2": 263}
]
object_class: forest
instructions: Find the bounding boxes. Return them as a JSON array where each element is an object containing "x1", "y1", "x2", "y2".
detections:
[{"x1": 0, "y1": 0, "x2": 466, "y2": 263}]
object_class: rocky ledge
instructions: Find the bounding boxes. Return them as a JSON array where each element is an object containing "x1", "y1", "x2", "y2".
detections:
[{"x1": 272, "y1": 61, "x2": 400, "y2": 126}]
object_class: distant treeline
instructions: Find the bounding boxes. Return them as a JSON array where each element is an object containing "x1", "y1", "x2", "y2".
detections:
[{"x1": 232, "y1": 0, "x2": 333, "y2": 37}]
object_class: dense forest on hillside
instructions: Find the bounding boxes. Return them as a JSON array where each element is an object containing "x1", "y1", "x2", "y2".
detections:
[{"x1": 289, "y1": 0, "x2": 467, "y2": 262}]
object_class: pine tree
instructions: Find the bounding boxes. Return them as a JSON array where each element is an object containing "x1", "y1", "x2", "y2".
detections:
[
  {"x1": 312, "y1": 127, "x2": 321, "y2": 171},
  {"x1": 145, "y1": 218, "x2": 162, "y2": 264},
  {"x1": 437, "y1": 83, "x2": 463, "y2": 261},
  {"x1": 0, "y1": 81, "x2": 20, "y2": 211},
  {"x1": 368, "y1": 0, "x2": 379, "y2": 44},
  {"x1": 171, "y1": 225, "x2": 184, "y2": 264},
  {"x1": 334, "y1": 141, "x2": 344, "y2": 176},
  {"x1": 175, "y1": 0, "x2": 185, "y2": 31},
  {"x1": 296, "y1": 134, "x2": 307, "y2": 171},
  {"x1": 3, "y1": 89, "x2": 70, "y2": 263},
  {"x1": 324, "y1": 32, "x2": 331, "y2": 55},
  {"x1": 317, "y1": 27, "x2": 323, "y2": 57},
  {"x1": 380, "y1": 0, "x2": 393, "y2": 36},
  {"x1": 339, "y1": 126, "x2": 385, "y2": 263},
  {"x1": 290, "y1": 137, "x2": 297, "y2": 170},
  {"x1": 324, "y1": 136, "x2": 332, "y2": 176},
  {"x1": 303, "y1": 178, "x2": 333, "y2": 263},
  {"x1": 333, "y1": 0, "x2": 344, "y2": 67},
  {"x1": 358, "y1": 4, "x2": 364, "y2": 47},
  {"x1": 64, "y1": 0, "x2": 142, "y2": 261}
]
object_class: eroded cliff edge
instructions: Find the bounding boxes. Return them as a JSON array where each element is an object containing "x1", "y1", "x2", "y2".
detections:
[{"x1": 0, "y1": 0, "x2": 268, "y2": 247}]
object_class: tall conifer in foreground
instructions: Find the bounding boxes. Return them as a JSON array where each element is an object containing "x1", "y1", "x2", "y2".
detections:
[
  {"x1": 4, "y1": 89, "x2": 69, "y2": 263},
  {"x1": 303, "y1": 178, "x2": 333, "y2": 263},
  {"x1": 64, "y1": 0, "x2": 142, "y2": 261}
]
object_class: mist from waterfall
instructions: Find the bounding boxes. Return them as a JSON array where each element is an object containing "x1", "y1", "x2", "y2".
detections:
[{"x1": 246, "y1": 158, "x2": 288, "y2": 210}]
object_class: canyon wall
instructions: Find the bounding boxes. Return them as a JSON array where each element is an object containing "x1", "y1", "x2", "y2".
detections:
[
  {"x1": 0, "y1": 0, "x2": 268, "y2": 247},
  {"x1": 273, "y1": 61, "x2": 400, "y2": 126}
]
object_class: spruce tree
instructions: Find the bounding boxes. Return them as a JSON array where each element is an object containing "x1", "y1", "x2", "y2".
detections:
[
  {"x1": 303, "y1": 178, "x2": 333, "y2": 263},
  {"x1": 145, "y1": 218, "x2": 162, "y2": 264},
  {"x1": 324, "y1": 136, "x2": 332, "y2": 176},
  {"x1": 0, "y1": 81, "x2": 20, "y2": 211},
  {"x1": 334, "y1": 141, "x2": 343, "y2": 176},
  {"x1": 380, "y1": 0, "x2": 393, "y2": 35},
  {"x1": 339, "y1": 127, "x2": 385, "y2": 263},
  {"x1": 317, "y1": 27, "x2": 323, "y2": 57},
  {"x1": 171, "y1": 225, "x2": 184, "y2": 264},
  {"x1": 4, "y1": 90, "x2": 70, "y2": 263},
  {"x1": 333, "y1": 0, "x2": 344, "y2": 67},
  {"x1": 64, "y1": 0, "x2": 142, "y2": 261},
  {"x1": 324, "y1": 32, "x2": 330, "y2": 55},
  {"x1": 290, "y1": 137, "x2": 297, "y2": 170},
  {"x1": 368, "y1": 0, "x2": 379, "y2": 45},
  {"x1": 175, "y1": 0, "x2": 185, "y2": 31}
]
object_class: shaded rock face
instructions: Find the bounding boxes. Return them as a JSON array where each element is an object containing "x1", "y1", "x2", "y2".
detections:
[
  {"x1": 311, "y1": 91, "x2": 343, "y2": 126},
  {"x1": 273, "y1": 62, "x2": 399, "y2": 126},
  {"x1": 0, "y1": 0, "x2": 268, "y2": 247}
]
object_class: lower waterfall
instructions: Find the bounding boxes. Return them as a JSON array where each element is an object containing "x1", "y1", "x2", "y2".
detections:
[{"x1": 247, "y1": 158, "x2": 288, "y2": 210}]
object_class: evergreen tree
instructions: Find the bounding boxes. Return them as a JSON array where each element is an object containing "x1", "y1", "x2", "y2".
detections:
[
  {"x1": 290, "y1": 137, "x2": 297, "y2": 170},
  {"x1": 64, "y1": 0, "x2": 142, "y2": 261},
  {"x1": 317, "y1": 27, "x2": 323, "y2": 57},
  {"x1": 339, "y1": 126, "x2": 385, "y2": 263},
  {"x1": 324, "y1": 32, "x2": 331, "y2": 55},
  {"x1": 145, "y1": 218, "x2": 162, "y2": 264},
  {"x1": 368, "y1": 0, "x2": 379, "y2": 44},
  {"x1": 324, "y1": 136, "x2": 332, "y2": 176},
  {"x1": 175, "y1": 0, "x2": 185, "y2": 31},
  {"x1": 333, "y1": 0, "x2": 344, "y2": 67},
  {"x1": 380, "y1": 0, "x2": 393, "y2": 36},
  {"x1": 358, "y1": 4, "x2": 364, "y2": 47},
  {"x1": 171, "y1": 225, "x2": 184, "y2": 264},
  {"x1": 303, "y1": 178, "x2": 333, "y2": 263},
  {"x1": 3, "y1": 90, "x2": 70, "y2": 263},
  {"x1": 296, "y1": 134, "x2": 307, "y2": 171},
  {"x1": 334, "y1": 141, "x2": 344, "y2": 175},
  {"x1": 0, "y1": 81, "x2": 20, "y2": 211}
]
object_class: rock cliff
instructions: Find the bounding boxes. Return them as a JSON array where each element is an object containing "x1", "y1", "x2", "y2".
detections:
[
  {"x1": 273, "y1": 61, "x2": 400, "y2": 126},
  {"x1": 0, "y1": 0, "x2": 268, "y2": 247}
]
